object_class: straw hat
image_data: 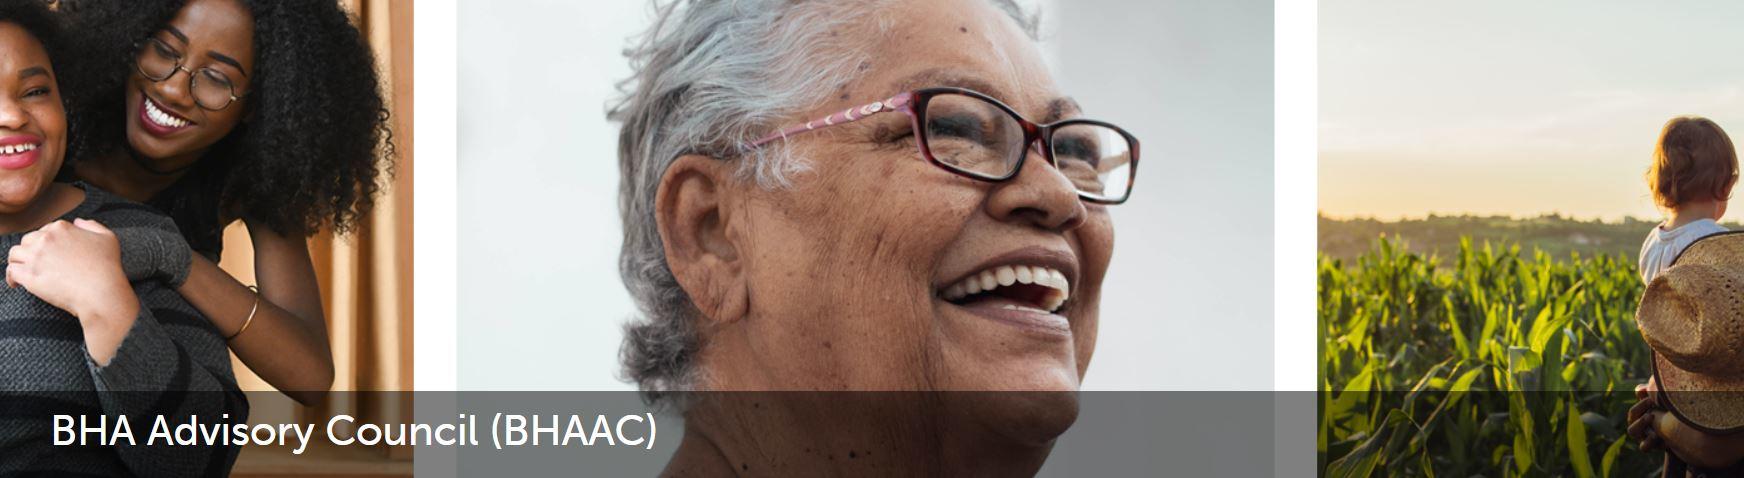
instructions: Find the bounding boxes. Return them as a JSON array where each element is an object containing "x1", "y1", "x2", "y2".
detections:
[{"x1": 1637, "y1": 231, "x2": 1744, "y2": 434}]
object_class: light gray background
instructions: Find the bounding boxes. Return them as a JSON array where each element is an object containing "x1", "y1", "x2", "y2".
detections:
[{"x1": 458, "y1": 0, "x2": 1273, "y2": 391}]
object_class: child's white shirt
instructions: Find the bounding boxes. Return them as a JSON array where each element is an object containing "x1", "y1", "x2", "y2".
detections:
[{"x1": 1638, "y1": 218, "x2": 1728, "y2": 284}]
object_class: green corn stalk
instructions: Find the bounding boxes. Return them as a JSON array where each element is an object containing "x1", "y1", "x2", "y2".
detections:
[{"x1": 1319, "y1": 235, "x2": 1659, "y2": 476}]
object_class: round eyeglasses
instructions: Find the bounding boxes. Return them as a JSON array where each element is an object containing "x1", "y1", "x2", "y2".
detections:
[
  {"x1": 134, "y1": 37, "x2": 244, "y2": 111},
  {"x1": 745, "y1": 87, "x2": 1138, "y2": 204}
]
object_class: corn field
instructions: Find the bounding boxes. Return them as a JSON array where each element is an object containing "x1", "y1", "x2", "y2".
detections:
[{"x1": 1319, "y1": 236, "x2": 1660, "y2": 477}]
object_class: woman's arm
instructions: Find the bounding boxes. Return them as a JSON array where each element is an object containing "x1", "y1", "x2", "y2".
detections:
[{"x1": 176, "y1": 220, "x2": 333, "y2": 405}]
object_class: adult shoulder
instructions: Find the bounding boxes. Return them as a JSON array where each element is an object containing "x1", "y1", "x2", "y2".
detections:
[{"x1": 78, "y1": 184, "x2": 180, "y2": 235}]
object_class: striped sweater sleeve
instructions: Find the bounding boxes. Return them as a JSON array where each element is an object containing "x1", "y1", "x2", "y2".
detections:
[
  {"x1": 82, "y1": 189, "x2": 246, "y2": 477},
  {"x1": 83, "y1": 284, "x2": 246, "y2": 478},
  {"x1": 113, "y1": 226, "x2": 193, "y2": 289}
]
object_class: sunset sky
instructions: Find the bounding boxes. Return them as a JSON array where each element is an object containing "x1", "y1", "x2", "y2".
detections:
[{"x1": 1320, "y1": 0, "x2": 1744, "y2": 220}]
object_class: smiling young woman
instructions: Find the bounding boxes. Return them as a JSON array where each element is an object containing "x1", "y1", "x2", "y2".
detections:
[{"x1": 48, "y1": 0, "x2": 395, "y2": 405}]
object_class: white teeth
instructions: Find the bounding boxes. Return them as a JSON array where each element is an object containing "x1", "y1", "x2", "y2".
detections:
[
  {"x1": 998, "y1": 303, "x2": 1052, "y2": 314},
  {"x1": 144, "y1": 97, "x2": 189, "y2": 128},
  {"x1": 939, "y1": 264, "x2": 1072, "y2": 313},
  {"x1": 0, "y1": 143, "x2": 37, "y2": 155}
]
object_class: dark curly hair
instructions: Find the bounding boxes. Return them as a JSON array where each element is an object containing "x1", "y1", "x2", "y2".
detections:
[
  {"x1": 0, "y1": 1, "x2": 63, "y2": 88},
  {"x1": 55, "y1": 0, "x2": 393, "y2": 249}
]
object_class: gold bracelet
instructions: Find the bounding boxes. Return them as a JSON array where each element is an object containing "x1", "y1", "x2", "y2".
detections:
[{"x1": 226, "y1": 285, "x2": 260, "y2": 341}]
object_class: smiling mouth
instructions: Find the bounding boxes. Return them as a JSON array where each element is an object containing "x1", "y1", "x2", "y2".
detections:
[
  {"x1": 142, "y1": 95, "x2": 193, "y2": 130},
  {"x1": 940, "y1": 264, "x2": 1071, "y2": 314},
  {"x1": 0, "y1": 142, "x2": 38, "y2": 156},
  {"x1": 0, "y1": 139, "x2": 41, "y2": 170}
]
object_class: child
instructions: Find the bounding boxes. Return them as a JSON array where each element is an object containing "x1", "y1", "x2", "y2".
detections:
[
  {"x1": 0, "y1": 2, "x2": 244, "y2": 475},
  {"x1": 1638, "y1": 116, "x2": 1738, "y2": 284}
]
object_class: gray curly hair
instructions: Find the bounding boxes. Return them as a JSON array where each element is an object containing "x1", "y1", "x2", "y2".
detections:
[{"x1": 609, "y1": 0, "x2": 1038, "y2": 404}]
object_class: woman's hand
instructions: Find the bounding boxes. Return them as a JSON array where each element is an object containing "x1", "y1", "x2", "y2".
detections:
[{"x1": 6, "y1": 219, "x2": 139, "y2": 365}]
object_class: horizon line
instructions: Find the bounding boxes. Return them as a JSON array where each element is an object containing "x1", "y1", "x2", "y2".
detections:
[{"x1": 1317, "y1": 210, "x2": 1677, "y2": 224}]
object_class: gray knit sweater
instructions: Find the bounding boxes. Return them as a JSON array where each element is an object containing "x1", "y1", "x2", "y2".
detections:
[{"x1": 0, "y1": 183, "x2": 246, "y2": 477}]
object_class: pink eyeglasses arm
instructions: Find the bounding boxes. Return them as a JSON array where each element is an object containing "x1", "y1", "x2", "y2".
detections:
[{"x1": 744, "y1": 92, "x2": 914, "y2": 149}]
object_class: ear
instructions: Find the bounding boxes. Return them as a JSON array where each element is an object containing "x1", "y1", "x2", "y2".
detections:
[{"x1": 655, "y1": 154, "x2": 750, "y2": 325}]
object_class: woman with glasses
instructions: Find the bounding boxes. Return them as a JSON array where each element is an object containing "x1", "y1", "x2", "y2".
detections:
[
  {"x1": 35, "y1": 0, "x2": 393, "y2": 405},
  {"x1": 611, "y1": 0, "x2": 1135, "y2": 474}
]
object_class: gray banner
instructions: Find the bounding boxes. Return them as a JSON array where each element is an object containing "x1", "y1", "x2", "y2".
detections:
[
  {"x1": 433, "y1": 392, "x2": 1285, "y2": 476},
  {"x1": 9, "y1": 391, "x2": 1311, "y2": 475}
]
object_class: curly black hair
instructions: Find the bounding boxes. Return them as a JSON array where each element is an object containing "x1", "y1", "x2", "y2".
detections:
[
  {"x1": 55, "y1": 0, "x2": 393, "y2": 247},
  {"x1": 0, "y1": 1, "x2": 63, "y2": 88}
]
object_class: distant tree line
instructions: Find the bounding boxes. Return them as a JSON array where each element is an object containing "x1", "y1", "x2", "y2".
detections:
[{"x1": 1317, "y1": 213, "x2": 1742, "y2": 264}]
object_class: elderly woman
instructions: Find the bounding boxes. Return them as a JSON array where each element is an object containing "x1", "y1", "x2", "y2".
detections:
[{"x1": 611, "y1": 0, "x2": 1136, "y2": 474}]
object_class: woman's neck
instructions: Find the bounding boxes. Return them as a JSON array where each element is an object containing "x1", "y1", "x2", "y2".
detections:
[
  {"x1": 0, "y1": 183, "x2": 85, "y2": 234},
  {"x1": 74, "y1": 149, "x2": 193, "y2": 204},
  {"x1": 663, "y1": 394, "x2": 1057, "y2": 477},
  {"x1": 1667, "y1": 201, "x2": 1722, "y2": 230}
]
